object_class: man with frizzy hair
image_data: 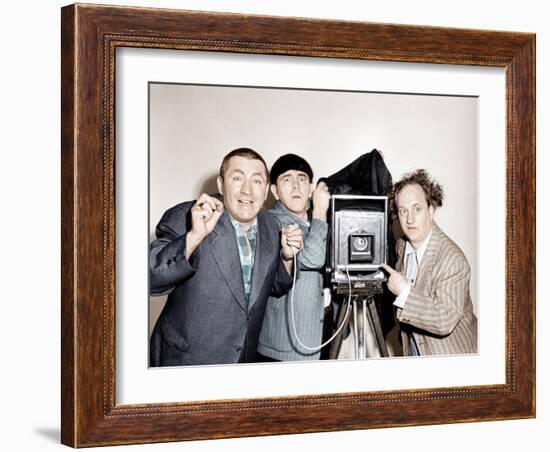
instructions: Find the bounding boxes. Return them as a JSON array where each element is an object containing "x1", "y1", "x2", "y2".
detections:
[
  {"x1": 149, "y1": 148, "x2": 304, "y2": 366},
  {"x1": 382, "y1": 169, "x2": 478, "y2": 356}
]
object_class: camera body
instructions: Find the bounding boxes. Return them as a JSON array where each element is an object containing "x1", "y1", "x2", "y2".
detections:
[{"x1": 330, "y1": 195, "x2": 388, "y2": 283}]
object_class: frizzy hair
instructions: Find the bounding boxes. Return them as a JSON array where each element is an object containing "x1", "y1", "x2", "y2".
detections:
[{"x1": 389, "y1": 169, "x2": 444, "y2": 217}]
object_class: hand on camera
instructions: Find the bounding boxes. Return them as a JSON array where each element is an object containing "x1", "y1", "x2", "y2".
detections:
[
  {"x1": 380, "y1": 264, "x2": 407, "y2": 296},
  {"x1": 312, "y1": 181, "x2": 331, "y2": 222}
]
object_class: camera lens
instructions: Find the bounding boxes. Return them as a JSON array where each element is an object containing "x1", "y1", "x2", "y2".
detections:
[{"x1": 353, "y1": 236, "x2": 369, "y2": 251}]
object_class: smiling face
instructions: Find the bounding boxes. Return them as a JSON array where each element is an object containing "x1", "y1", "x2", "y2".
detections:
[
  {"x1": 217, "y1": 156, "x2": 269, "y2": 230},
  {"x1": 396, "y1": 183, "x2": 434, "y2": 249},
  {"x1": 271, "y1": 170, "x2": 312, "y2": 221}
]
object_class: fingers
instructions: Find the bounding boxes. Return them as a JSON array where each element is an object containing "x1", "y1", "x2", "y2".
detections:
[
  {"x1": 312, "y1": 182, "x2": 331, "y2": 218},
  {"x1": 190, "y1": 195, "x2": 224, "y2": 239},
  {"x1": 192, "y1": 194, "x2": 223, "y2": 220},
  {"x1": 282, "y1": 224, "x2": 301, "y2": 239},
  {"x1": 285, "y1": 238, "x2": 303, "y2": 249},
  {"x1": 380, "y1": 263, "x2": 396, "y2": 274},
  {"x1": 316, "y1": 181, "x2": 329, "y2": 191},
  {"x1": 192, "y1": 203, "x2": 214, "y2": 222},
  {"x1": 313, "y1": 181, "x2": 330, "y2": 197},
  {"x1": 196, "y1": 194, "x2": 223, "y2": 212},
  {"x1": 281, "y1": 224, "x2": 304, "y2": 251}
]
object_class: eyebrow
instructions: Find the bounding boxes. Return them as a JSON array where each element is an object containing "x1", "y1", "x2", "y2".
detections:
[
  {"x1": 281, "y1": 171, "x2": 308, "y2": 178},
  {"x1": 230, "y1": 169, "x2": 266, "y2": 179}
]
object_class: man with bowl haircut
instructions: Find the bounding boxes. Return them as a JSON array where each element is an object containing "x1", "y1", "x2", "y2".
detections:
[
  {"x1": 149, "y1": 148, "x2": 304, "y2": 366},
  {"x1": 381, "y1": 169, "x2": 477, "y2": 356},
  {"x1": 257, "y1": 154, "x2": 331, "y2": 361}
]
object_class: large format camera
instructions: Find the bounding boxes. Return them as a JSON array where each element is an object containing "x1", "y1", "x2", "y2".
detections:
[
  {"x1": 329, "y1": 195, "x2": 388, "y2": 283},
  {"x1": 327, "y1": 194, "x2": 390, "y2": 359}
]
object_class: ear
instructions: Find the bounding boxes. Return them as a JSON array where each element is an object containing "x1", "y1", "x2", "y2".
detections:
[
  {"x1": 216, "y1": 176, "x2": 224, "y2": 195},
  {"x1": 270, "y1": 184, "x2": 280, "y2": 200}
]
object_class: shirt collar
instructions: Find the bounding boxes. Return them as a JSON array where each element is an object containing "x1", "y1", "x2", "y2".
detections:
[
  {"x1": 404, "y1": 228, "x2": 433, "y2": 264},
  {"x1": 227, "y1": 212, "x2": 258, "y2": 233}
]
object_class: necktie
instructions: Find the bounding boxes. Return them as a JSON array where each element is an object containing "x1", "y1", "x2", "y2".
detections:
[
  {"x1": 245, "y1": 228, "x2": 256, "y2": 253},
  {"x1": 405, "y1": 250, "x2": 420, "y2": 356},
  {"x1": 405, "y1": 251, "x2": 418, "y2": 286}
]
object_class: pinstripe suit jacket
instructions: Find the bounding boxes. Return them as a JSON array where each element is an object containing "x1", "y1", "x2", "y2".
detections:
[
  {"x1": 257, "y1": 201, "x2": 328, "y2": 361},
  {"x1": 396, "y1": 223, "x2": 478, "y2": 356}
]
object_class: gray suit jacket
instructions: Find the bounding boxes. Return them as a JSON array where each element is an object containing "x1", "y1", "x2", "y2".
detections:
[
  {"x1": 395, "y1": 223, "x2": 478, "y2": 356},
  {"x1": 149, "y1": 200, "x2": 293, "y2": 366},
  {"x1": 257, "y1": 201, "x2": 328, "y2": 361}
]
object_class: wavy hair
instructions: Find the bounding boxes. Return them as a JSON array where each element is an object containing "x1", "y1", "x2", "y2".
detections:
[{"x1": 389, "y1": 169, "x2": 444, "y2": 217}]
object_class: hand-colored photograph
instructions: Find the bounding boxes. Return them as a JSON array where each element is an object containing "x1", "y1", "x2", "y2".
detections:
[{"x1": 148, "y1": 83, "x2": 479, "y2": 367}]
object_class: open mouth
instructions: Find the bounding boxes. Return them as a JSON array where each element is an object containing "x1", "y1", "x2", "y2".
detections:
[{"x1": 238, "y1": 199, "x2": 253, "y2": 206}]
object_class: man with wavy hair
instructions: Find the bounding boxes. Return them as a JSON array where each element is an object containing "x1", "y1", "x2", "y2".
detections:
[{"x1": 382, "y1": 169, "x2": 477, "y2": 356}]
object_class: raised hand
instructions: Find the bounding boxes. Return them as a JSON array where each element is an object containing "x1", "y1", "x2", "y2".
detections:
[
  {"x1": 311, "y1": 181, "x2": 331, "y2": 222},
  {"x1": 186, "y1": 194, "x2": 224, "y2": 259}
]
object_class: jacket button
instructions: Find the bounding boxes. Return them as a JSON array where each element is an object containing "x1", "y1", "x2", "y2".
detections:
[{"x1": 236, "y1": 346, "x2": 242, "y2": 352}]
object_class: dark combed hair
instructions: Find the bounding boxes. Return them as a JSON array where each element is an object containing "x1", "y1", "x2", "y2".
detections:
[
  {"x1": 269, "y1": 153, "x2": 314, "y2": 185},
  {"x1": 389, "y1": 169, "x2": 444, "y2": 217},
  {"x1": 219, "y1": 147, "x2": 269, "y2": 180}
]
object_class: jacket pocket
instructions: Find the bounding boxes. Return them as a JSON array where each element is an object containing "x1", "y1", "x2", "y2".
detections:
[{"x1": 161, "y1": 320, "x2": 190, "y2": 352}]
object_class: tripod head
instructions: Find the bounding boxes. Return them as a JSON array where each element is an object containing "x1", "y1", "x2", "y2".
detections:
[{"x1": 333, "y1": 279, "x2": 384, "y2": 298}]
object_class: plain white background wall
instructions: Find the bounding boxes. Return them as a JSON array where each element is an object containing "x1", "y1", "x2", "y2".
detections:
[
  {"x1": 149, "y1": 83, "x2": 478, "y2": 330},
  {"x1": 1, "y1": 0, "x2": 545, "y2": 451}
]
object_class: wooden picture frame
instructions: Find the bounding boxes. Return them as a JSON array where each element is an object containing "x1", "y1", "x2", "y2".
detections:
[{"x1": 61, "y1": 3, "x2": 535, "y2": 447}]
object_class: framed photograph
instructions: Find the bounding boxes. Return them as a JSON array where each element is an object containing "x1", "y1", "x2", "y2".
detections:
[{"x1": 61, "y1": 3, "x2": 535, "y2": 447}]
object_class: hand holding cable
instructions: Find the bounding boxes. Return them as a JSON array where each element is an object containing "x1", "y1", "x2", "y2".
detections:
[{"x1": 280, "y1": 224, "x2": 303, "y2": 260}]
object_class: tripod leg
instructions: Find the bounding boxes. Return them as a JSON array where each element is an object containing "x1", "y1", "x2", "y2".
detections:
[
  {"x1": 366, "y1": 297, "x2": 389, "y2": 357},
  {"x1": 353, "y1": 299, "x2": 369, "y2": 359},
  {"x1": 328, "y1": 297, "x2": 352, "y2": 359},
  {"x1": 354, "y1": 301, "x2": 364, "y2": 359},
  {"x1": 362, "y1": 298, "x2": 369, "y2": 358}
]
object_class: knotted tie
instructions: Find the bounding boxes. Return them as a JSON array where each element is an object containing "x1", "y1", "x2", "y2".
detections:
[{"x1": 405, "y1": 250, "x2": 420, "y2": 356}]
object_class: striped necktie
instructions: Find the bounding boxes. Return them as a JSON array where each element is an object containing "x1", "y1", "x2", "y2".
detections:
[
  {"x1": 405, "y1": 251, "x2": 418, "y2": 287},
  {"x1": 405, "y1": 250, "x2": 420, "y2": 356}
]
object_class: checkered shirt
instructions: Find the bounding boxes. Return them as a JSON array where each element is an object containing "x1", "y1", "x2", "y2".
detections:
[{"x1": 228, "y1": 215, "x2": 257, "y2": 306}]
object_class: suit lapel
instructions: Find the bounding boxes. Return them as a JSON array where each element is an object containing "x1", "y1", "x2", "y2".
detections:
[
  {"x1": 248, "y1": 211, "x2": 275, "y2": 309},
  {"x1": 415, "y1": 223, "x2": 441, "y2": 290},
  {"x1": 209, "y1": 212, "x2": 246, "y2": 311}
]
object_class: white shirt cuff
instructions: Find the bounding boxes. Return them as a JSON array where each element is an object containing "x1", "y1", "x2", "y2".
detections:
[{"x1": 393, "y1": 283, "x2": 411, "y2": 309}]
